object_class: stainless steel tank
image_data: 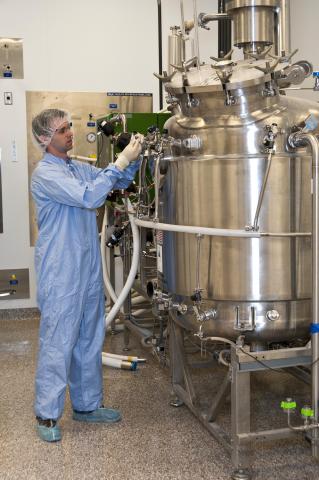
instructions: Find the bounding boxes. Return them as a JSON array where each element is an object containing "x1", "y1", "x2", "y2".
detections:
[{"x1": 159, "y1": 58, "x2": 319, "y2": 344}]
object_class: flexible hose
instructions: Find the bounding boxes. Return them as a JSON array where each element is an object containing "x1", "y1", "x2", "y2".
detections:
[
  {"x1": 102, "y1": 356, "x2": 137, "y2": 370},
  {"x1": 101, "y1": 205, "x2": 118, "y2": 304},
  {"x1": 218, "y1": 349, "x2": 231, "y2": 367},
  {"x1": 102, "y1": 352, "x2": 146, "y2": 363},
  {"x1": 105, "y1": 198, "x2": 140, "y2": 327}
]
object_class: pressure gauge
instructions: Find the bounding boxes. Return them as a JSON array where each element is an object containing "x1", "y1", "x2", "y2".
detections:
[{"x1": 86, "y1": 132, "x2": 96, "y2": 143}]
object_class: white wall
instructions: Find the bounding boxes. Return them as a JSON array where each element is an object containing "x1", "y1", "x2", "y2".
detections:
[
  {"x1": 0, "y1": 0, "x2": 317, "y2": 309},
  {"x1": 288, "y1": 0, "x2": 319, "y2": 102},
  {"x1": 0, "y1": 0, "x2": 216, "y2": 309}
]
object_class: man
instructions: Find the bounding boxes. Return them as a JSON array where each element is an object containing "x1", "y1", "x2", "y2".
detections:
[{"x1": 31, "y1": 108, "x2": 142, "y2": 442}]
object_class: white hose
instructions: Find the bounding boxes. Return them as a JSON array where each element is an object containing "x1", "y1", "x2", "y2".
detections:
[
  {"x1": 134, "y1": 218, "x2": 309, "y2": 238},
  {"x1": 105, "y1": 198, "x2": 140, "y2": 327},
  {"x1": 131, "y1": 295, "x2": 145, "y2": 305},
  {"x1": 101, "y1": 206, "x2": 118, "y2": 304},
  {"x1": 102, "y1": 352, "x2": 146, "y2": 363},
  {"x1": 218, "y1": 349, "x2": 231, "y2": 367},
  {"x1": 102, "y1": 356, "x2": 137, "y2": 370},
  {"x1": 132, "y1": 308, "x2": 149, "y2": 317},
  {"x1": 202, "y1": 336, "x2": 236, "y2": 346},
  {"x1": 135, "y1": 219, "x2": 262, "y2": 238},
  {"x1": 70, "y1": 154, "x2": 97, "y2": 163}
]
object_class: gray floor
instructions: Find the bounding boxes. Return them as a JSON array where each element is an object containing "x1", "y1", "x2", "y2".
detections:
[{"x1": 1, "y1": 313, "x2": 319, "y2": 480}]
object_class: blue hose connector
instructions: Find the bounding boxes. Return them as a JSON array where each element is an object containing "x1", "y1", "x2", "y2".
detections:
[
  {"x1": 310, "y1": 323, "x2": 319, "y2": 334},
  {"x1": 130, "y1": 361, "x2": 138, "y2": 371}
]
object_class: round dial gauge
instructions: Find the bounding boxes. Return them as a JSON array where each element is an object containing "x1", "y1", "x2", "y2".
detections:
[{"x1": 86, "y1": 132, "x2": 96, "y2": 143}]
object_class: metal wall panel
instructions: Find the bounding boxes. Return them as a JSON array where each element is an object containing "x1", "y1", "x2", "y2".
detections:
[
  {"x1": 0, "y1": 268, "x2": 30, "y2": 300},
  {"x1": 0, "y1": 38, "x2": 23, "y2": 78},
  {"x1": 26, "y1": 91, "x2": 152, "y2": 246}
]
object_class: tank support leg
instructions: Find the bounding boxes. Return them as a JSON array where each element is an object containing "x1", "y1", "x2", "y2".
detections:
[
  {"x1": 169, "y1": 316, "x2": 197, "y2": 406},
  {"x1": 231, "y1": 345, "x2": 252, "y2": 478},
  {"x1": 123, "y1": 323, "x2": 130, "y2": 351}
]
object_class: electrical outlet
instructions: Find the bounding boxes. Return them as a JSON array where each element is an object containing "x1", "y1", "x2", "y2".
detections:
[{"x1": 4, "y1": 92, "x2": 13, "y2": 105}]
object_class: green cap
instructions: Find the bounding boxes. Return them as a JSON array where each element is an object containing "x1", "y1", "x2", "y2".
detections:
[
  {"x1": 301, "y1": 407, "x2": 314, "y2": 418},
  {"x1": 281, "y1": 400, "x2": 296, "y2": 410}
]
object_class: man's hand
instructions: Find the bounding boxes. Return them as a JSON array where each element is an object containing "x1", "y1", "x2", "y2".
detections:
[{"x1": 114, "y1": 134, "x2": 144, "y2": 171}]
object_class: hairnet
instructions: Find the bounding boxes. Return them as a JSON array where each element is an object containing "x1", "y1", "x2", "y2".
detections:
[{"x1": 32, "y1": 108, "x2": 70, "y2": 152}]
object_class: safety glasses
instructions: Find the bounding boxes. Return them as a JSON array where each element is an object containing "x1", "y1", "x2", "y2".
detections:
[{"x1": 55, "y1": 122, "x2": 73, "y2": 135}]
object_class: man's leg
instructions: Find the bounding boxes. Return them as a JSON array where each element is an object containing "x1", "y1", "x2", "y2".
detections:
[
  {"x1": 35, "y1": 290, "x2": 84, "y2": 422},
  {"x1": 69, "y1": 282, "x2": 121, "y2": 423},
  {"x1": 69, "y1": 282, "x2": 105, "y2": 412}
]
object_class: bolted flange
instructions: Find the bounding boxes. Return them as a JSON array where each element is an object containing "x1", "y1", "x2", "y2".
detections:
[{"x1": 231, "y1": 469, "x2": 251, "y2": 480}]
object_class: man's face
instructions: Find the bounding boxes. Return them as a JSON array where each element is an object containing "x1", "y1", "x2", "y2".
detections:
[{"x1": 49, "y1": 121, "x2": 73, "y2": 154}]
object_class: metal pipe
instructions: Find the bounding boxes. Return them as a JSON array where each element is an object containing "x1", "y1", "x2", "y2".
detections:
[
  {"x1": 199, "y1": 13, "x2": 230, "y2": 32},
  {"x1": 180, "y1": 0, "x2": 186, "y2": 38},
  {"x1": 192, "y1": 0, "x2": 201, "y2": 70},
  {"x1": 158, "y1": 0, "x2": 163, "y2": 110},
  {"x1": 154, "y1": 155, "x2": 161, "y2": 220},
  {"x1": 253, "y1": 151, "x2": 274, "y2": 231},
  {"x1": 289, "y1": 132, "x2": 319, "y2": 460},
  {"x1": 276, "y1": 0, "x2": 291, "y2": 56},
  {"x1": 218, "y1": 0, "x2": 232, "y2": 57}
]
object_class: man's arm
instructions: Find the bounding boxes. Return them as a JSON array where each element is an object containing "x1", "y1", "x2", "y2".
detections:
[{"x1": 31, "y1": 164, "x2": 129, "y2": 210}]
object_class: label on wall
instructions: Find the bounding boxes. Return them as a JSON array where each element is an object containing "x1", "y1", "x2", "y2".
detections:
[{"x1": 107, "y1": 92, "x2": 152, "y2": 97}]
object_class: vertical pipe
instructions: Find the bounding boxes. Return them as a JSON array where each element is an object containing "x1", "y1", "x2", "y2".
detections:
[
  {"x1": 218, "y1": 0, "x2": 232, "y2": 57},
  {"x1": 180, "y1": 0, "x2": 185, "y2": 37},
  {"x1": 157, "y1": 0, "x2": 163, "y2": 110},
  {"x1": 193, "y1": 0, "x2": 201, "y2": 69},
  {"x1": 276, "y1": 0, "x2": 291, "y2": 56},
  {"x1": 291, "y1": 132, "x2": 319, "y2": 459},
  {"x1": 310, "y1": 134, "x2": 319, "y2": 460}
]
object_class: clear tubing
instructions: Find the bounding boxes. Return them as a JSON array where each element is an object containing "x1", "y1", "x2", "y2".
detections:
[{"x1": 105, "y1": 198, "x2": 140, "y2": 327}]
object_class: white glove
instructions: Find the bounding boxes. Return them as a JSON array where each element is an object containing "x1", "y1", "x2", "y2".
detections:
[{"x1": 114, "y1": 134, "x2": 144, "y2": 171}]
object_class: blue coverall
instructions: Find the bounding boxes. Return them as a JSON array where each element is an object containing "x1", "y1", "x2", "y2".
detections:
[{"x1": 31, "y1": 152, "x2": 139, "y2": 420}]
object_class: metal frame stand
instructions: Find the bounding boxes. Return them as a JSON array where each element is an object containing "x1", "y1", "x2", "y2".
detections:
[{"x1": 169, "y1": 317, "x2": 313, "y2": 479}]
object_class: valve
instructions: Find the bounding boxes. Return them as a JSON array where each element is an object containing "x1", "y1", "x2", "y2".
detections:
[{"x1": 263, "y1": 123, "x2": 278, "y2": 152}]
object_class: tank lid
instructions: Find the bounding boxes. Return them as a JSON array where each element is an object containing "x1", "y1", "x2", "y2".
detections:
[{"x1": 166, "y1": 57, "x2": 287, "y2": 93}]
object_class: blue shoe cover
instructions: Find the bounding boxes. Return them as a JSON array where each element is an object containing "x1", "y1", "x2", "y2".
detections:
[
  {"x1": 73, "y1": 406, "x2": 121, "y2": 423},
  {"x1": 37, "y1": 423, "x2": 61, "y2": 442}
]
